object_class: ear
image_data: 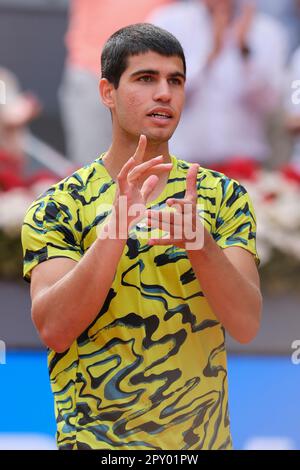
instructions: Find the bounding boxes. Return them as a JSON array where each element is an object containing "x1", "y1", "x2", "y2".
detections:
[{"x1": 99, "y1": 78, "x2": 115, "y2": 109}]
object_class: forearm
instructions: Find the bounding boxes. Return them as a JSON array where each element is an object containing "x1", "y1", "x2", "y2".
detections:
[
  {"x1": 187, "y1": 232, "x2": 262, "y2": 343},
  {"x1": 286, "y1": 115, "x2": 300, "y2": 134},
  {"x1": 32, "y1": 230, "x2": 127, "y2": 352}
]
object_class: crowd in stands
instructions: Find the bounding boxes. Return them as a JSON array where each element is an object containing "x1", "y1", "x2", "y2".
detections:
[{"x1": 1, "y1": 0, "x2": 300, "y2": 187}]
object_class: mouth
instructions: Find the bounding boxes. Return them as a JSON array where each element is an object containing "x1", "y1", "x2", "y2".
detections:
[
  {"x1": 146, "y1": 109, "x2": 173, "y2": 120},
  {"x1": 147, "y1": 113, "x2": 171, "y2": 120}
]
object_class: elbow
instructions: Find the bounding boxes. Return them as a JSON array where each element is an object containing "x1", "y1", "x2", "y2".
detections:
[
  {"x1": 234, "y1": 317, "x2": 260, "y2": 344},
  {"x1": 41, "y1": 329, "x2": 71, "y2": 353},
  {"x1": 236, "y1": 327, "x2": 259, "y2": 344},
  {"x1": 32, "y1": 306, "x2": 72, "y2": 353},
  {"x1": 235, "y1": 292, "x2": 263, "y2": 344}
]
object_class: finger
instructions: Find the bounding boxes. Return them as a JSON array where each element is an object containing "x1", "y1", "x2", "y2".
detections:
[
  {"x1": 141, "y1": 174, "x2": 159, "y2": 202},
  {"x1": 117, "y1": 134, "x2": 148, "y2": 185},
  {"x1": 129, "y1": 164, "x2": 172, "y2": 189},
  {"x1": 147, "y1": 218, "x2": 179, "y2": 236},
  {"x1": 148, "y1": 238, "x2": 179, "y2": 247},
  {"x1": 166, "y1": 198, "x2": 189, "y2": 213},
  {"x1": 116, "y1": 157, "x2": 136, "y2": 192},
  {"x1": 147, "y1": 210, "x2": 180, "y2": 225},
  {"x1": 147, "y1": 211, "x2": 183, "y2": 239},
  {"x1": 135, "y1": 163, "x2": 172, "y2": 184},
  {"x1": 128, "y1": 155, "x2": 164, "y2": 181},
  {"x1": 144, "y1": 163, "x2": 173, "y2": 175},
  {"x1": 185, "y1": 164, "x2": 199, "y2": 202},
  {"x1": 129, "y1": 161, "x2": 172, "y2": 183},
  {"x1": 133, "y1": 134, "x2": 147, "y2": 163},
  {"x1": 167, "y1": 199, "x2": 195, "y2": 219}
]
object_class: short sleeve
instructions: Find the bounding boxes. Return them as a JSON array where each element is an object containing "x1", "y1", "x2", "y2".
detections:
[
  {"x1": 213, "y1": 178, "x2": 260, "y2": 266},
  {"x1": 21, "y1": 191, "x2": 83, "y2": 282}
]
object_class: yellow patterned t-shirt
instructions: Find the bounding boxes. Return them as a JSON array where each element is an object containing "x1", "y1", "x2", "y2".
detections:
[{"x1": 22, "y1": 155, "x2": 259, "y2": 450}]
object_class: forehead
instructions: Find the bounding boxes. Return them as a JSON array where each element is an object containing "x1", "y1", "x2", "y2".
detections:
[{"x1": 124, "y1": 51, "x2": 185, "y2": 76}]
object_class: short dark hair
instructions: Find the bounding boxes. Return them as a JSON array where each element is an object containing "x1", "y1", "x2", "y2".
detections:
[{"x1": 101, "y1": 23, "x2": 186, "y2": 88}]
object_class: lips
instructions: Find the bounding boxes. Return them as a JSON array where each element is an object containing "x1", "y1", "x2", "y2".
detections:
[{"x1": 146, "y1": 108, "x2": 173, "y2": 120}]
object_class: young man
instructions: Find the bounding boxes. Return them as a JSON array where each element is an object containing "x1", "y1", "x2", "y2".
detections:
[{"x1": 22, "y1": 24, "x2": 261, "y2": 450}]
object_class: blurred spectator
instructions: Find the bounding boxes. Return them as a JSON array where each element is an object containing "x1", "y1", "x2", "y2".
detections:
[
  {"x1": 148, "y1": 0, "x2": 288, "y2": 168},
  {"x1": 284, "y1": 42, "x2": 300, "y2": 182},
  {"x1": 256, "y1": 0, "x2": 300, "y2": 56},
  {"x1": 0, "y1": 67, "x2": 40, "y2": 160},
  {"x1": 0, "y1": 67, "x2": 41, "y2": 190},
  {"x1": 59, "y1": 0, "x2": 173, "y2": 165}
]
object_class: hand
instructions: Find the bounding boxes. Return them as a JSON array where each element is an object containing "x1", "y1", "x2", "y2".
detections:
[
  {"x1": 101, "y1": 135, "x2": 172, "y2": 239},
  {"x1": 2, "y1": 92, "x2": 42, "y2": 128},
  {"x1": 232, "y1": 2, "x2": 255, "y2": 56},
  {"x1": 146, "y1": 164, "x2": 205, "y2": 250},
  {"x1": 207, "y1": 2, "x2": 231, "y2": 66}
]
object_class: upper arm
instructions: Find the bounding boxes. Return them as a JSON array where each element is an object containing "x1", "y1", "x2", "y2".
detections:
[
  {"x1": 30, "y1": 257, "x2": 77, "y2": 304},
  {"x1": 223, "y1": 246, "x2": 260, "y2": 291},
  {"x1": 214, "y1": 178, "x2": 260, "y2": 267},
  {"x1": 22, "y1": 190, "x2": 82, "y2": 286}
]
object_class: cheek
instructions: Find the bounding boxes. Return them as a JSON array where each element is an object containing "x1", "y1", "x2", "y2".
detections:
[{"x1": 126, "y1": 92, "x2": 145, "y2": 109}]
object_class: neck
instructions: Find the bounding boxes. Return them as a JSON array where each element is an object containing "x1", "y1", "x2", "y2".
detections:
[{"x1": 103, "y1": 132, "x2": 171, "y2": 181}]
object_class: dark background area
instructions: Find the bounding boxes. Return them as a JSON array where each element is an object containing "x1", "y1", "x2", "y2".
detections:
[{"x1": 0, "y1": 1, "x2": 68, "y2": 153}]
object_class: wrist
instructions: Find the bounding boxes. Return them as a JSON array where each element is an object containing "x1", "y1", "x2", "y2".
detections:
[
  {"x1": 97, "y1": 208, "x2": 129, "y2": 241},
  {"x1": 186, "y1": 226, "x2": 214, "y2": 256},
  {"x1": 239, "y1": 42, "x2": 251, "y2": 59}
]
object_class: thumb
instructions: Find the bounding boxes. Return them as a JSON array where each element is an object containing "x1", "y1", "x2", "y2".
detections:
[{"x1": 141, "y1": 174, "x2": 159, "y2": 202}]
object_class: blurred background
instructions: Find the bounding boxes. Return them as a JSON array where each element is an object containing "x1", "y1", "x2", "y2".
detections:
[{"x1": 0, "y1": 0, "x2": 300, "y2": 450}]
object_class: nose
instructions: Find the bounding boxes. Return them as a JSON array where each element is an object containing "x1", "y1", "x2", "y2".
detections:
[{"x1": 153, "y1": 79, "x2": 171, "y2": 103}]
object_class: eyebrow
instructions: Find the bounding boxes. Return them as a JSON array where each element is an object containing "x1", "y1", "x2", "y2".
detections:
[{"x1": 130, "y1": 69, "x2": 186, "y2": 81}]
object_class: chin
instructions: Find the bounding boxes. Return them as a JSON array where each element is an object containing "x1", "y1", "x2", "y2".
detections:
[{"x1": 145, "y1": 128, "x2": 175, "y2": 144}]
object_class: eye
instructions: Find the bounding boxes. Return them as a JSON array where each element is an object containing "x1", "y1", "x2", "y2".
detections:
[
  {"x1": 169, "y1": 78, "x2": 183, "y2": 86},
  {"x1": 138, "y1": 75, "x2": 153, "y2": 82}
]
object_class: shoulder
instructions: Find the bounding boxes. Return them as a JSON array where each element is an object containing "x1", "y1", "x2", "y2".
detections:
[
  {"x1": 172, "y1": 156, "x2": 250, "y2": 207},
  {"x1": 45, "y1": 158, "x2": 107, "y2": 201},
  {"x1": 24, "y1": 157, "x2": 108, "y2": 218},
  {"x1": 173, "y1": 156, "x2": 240, "y2": 192},
  {"x1": 22, "y1": 161, "x2": 106, "y2": 251}
]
